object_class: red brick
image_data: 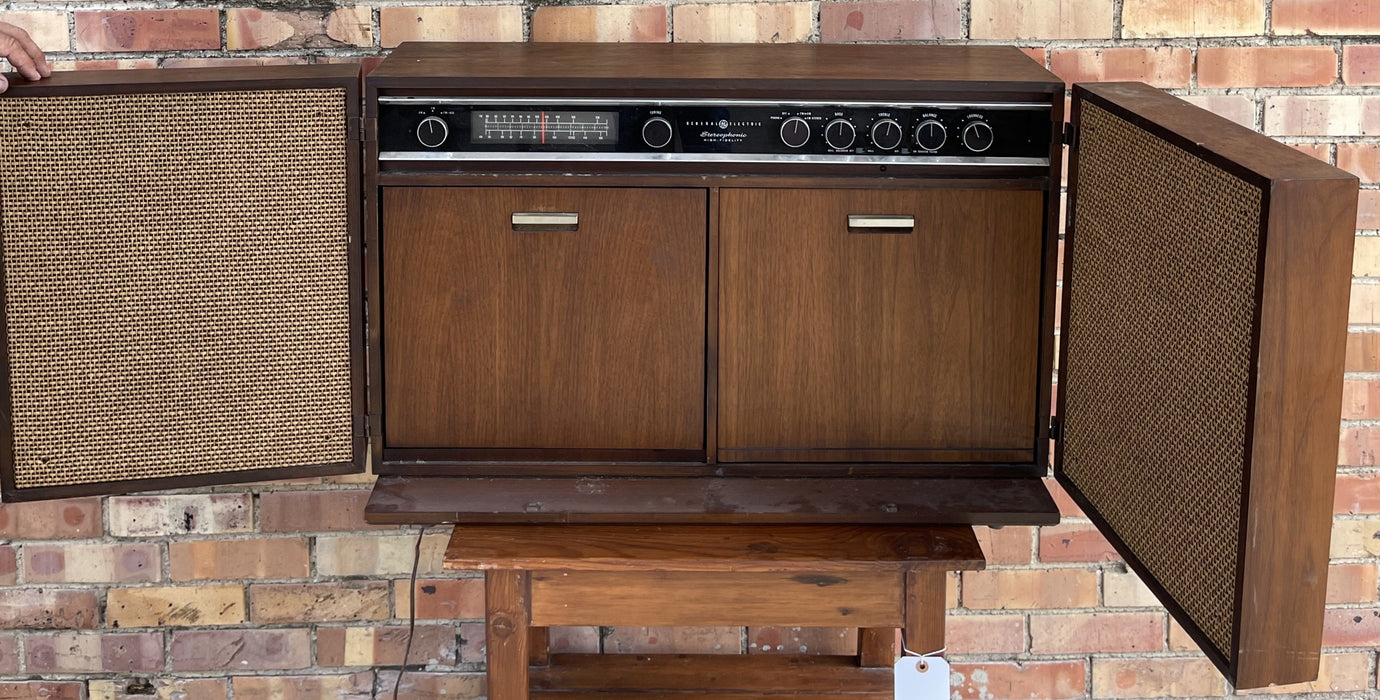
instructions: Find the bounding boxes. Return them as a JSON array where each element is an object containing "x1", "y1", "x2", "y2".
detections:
[
  {"x1": 1239, "y1": 651, "x2": 1371, "y2": 694},
  {"x1": 63, "y1": 59, "x2": 160, "y2": 71},
  {"x1": 1291, "y1": 142, "x2": 1331, "y2": 161},
  {"x1": 1030, "y1": 612, "x2": 1164, "y2": 653},
  {"x1": 1338, "y1": 144, "x2": 1380, "y2": 183},
  {"x1": 1323, "y1": 607, "x2": 1380, "y2": 646},
  {"x1": 0, "y1": 547, "x2": 15, "y2": 586},
  {"x1": 1344, "y1": 45, "x2": 1380, "y2": 85},
  {"x1": 107, "y1": 585, "x2": 245, "y2": 628},
  {"x1": 1181, "y1": 95, "x2": 1257, "y2": 129},
  {"x1": 395, "y1": 578, "x2": 484, "y2": 620},
  {"x1": 0, "y1": 682, "x2": 82, "y2": 700},
  {"x1": 1092, "y1": 657, "x2": 1225, "y2": 697},
  {"x1": 0, "y1": 498, "x2": 100, "y2": 540},
  {"x1": 970, "y1": 0, "x2": 1113, "y2": 39},
  {"x1": 946, "y1": 614, "x2": 1025, "y2": 654},
  {"x1": 231, "y1": 674, "x2": 373, "y2": 699},
  {"x1": 1274, "y1": 0, "x2": 1380, "y2": 35},
  {"x1": 374, "y1": 672, "x2": 485, "y2": 698},
  {"x1": 748, "y1": 626, "x2": 852, "y2": 654},
  {"x1": 89, "y1": 678, "x2": 228, "y2": 700},
  {"x1": 379, "y1": 6, "x2": 523, "y2": 46},
  {"x1": 1122, "y1": 0, "x2": 1264, "y2": 36},
  {"x1": 0, "y1": 635, "x2": 18, "y2": 674},
  {"x1": 1051, "y1": 47, "x2": 1191, "y2": 88},
  {"x1": 0, "y1": 12, "x2": 69, "y2": 52},
  {"x1": 819, "y1": 0, "x2": 962, "y2": 42},
  {"x1": 962, "y1": 569, "x2": 1098, "y2": 609},
  {"x1": 108, "y1": 494, "x2": 250, "y2": 536},
  {"x1": 170, "y1": 628, "x2": 311, "y2": 671},
  {"x1": 1199, "y1": 46, "x2": 1338, "y2": 87},
  {"x1": 24, "y1": 631, "x2": 162, "y2": 672},
  {"x1": 1037, "y1": 523, "x2": 1119, "y2": 562},
  {"x1": 170, "y1": 537, "x2": 309, "y2": 581},
  {"x1": 607, "y1": 626, "x2": 740, "y2": 653},
  {"x1": 459, "y1": 621, "x2": 487, "y2": 663},
  {"x1": 1347, "y1": 332, "x2": 1380, "y2": 370},
  {"x1": 316, "y1": 533, "x2": 448, "y2": 577},
  {"x1": 1342, "y1": 379, "x2": 1380, "y2": 419},
  {"x1": 1264, "y1": 95, "x2": 1380, "y2": 136},
  {"x1": 226, "y1": 7, "x2": 371, "y2": 50},
  {"x1": 974, "y1": 526, "x2": 1032, "y2": 565},
  {"x1": 1043, "y1": 478, "x2": 1085, "y2": 517},
  {"x1": 950, "y1": 660, "x2": 1086, "y2": 699},
  {"x1": 316, "y1": 624, "x2": 459, "y2": 666},
  {"x1": 250, "y1": 582, "x2": 390, "y2": 624},
  {"x1": 1335, "y1": 473, "x2": 1380, "y2": 514},
  {"x1": 1341, "y1": 425, "x2": 1380, "y2": 466},
  {"x1": 532, "y1": 6, "x2": 668, "y2": 42},
  {"x1": 259, "y1": 489, "x2": 391, "y2": 532},
  {"x1": 0, "y1": 589, "x2": 98, "y2": 629},
  {"x1": 74, "y1": 10, "x2": 220, "y2": 52},
  {"x1": 672, "y1": 3, "x2": 813, "y2": 43},
  {"x1": 1361, "y1": 190, "x2": 1380, "y2": 230},
  {"x1": 23, "y1": 543, "x2": 160, "y2": 584}
]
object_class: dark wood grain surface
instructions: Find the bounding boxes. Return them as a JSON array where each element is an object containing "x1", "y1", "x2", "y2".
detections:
[
  {"x1": 366, "y1": 476, "x2": 1060, "y2": 525},
  {"x1": 381, "y1": 187, "x2": 705, "y2": 451},
  {"x1": 0, "y1": 63, "x2": 360, "y2": 96},
  {"x1": 443, "y1": 523, "x2": 984, "y2": 572},
  {"x1": 718, "y1": 188, "x2": 1043, "y2": 462},
  {"x1": 530, "y1": 654, "x2": 894, "y2": 693},
  {"x1": 371, "y1": 42, "x2": 1060, "y2": 94}
]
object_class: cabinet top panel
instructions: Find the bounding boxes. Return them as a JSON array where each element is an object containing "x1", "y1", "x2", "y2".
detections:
[{"x1": 371, "y1": 43, "x2": 1063, "y2": 95}]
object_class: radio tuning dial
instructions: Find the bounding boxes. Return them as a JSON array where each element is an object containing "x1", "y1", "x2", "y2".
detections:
[
  {"x1": 914, "y1": 119, "x2": 947, "y2": 151},
  {"x1": 870, "y1": 119, "x2": 903, "y2": 151},
  {"x1": 642, "y1": 117, "x2": 674, "y2": 149},
  {"x1": 824, "y1": 119, "x2": 856, "y2": 150},
  {"x1": 962, "y1": 120, "x2": 995, "y2": 153},
  {"x1": 780, "y1": 117, "x2": 811, "y2": 149},
  {"x1": 416, "y1": 116, "x2": 449, "y2": 149}
]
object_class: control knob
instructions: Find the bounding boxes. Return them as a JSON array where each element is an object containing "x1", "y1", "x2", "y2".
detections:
[
  {"x1": 870, "y1": 119, "x2": 903, "y2": 151},
  {"x1": 642, "y1": 117, "x2": 674, "y2": 149},
  {"x1": 913, "y1": 119, "x2": 946, "y2": 151},
  {"x1": 416, "y1": 116, "x2": 449, "y2": 149},
  {"x1": 780, "y1": 117, "x2": 811, "y2": 149},
  {"x1": 824, "y1": 119, "x2": 856, "y2": 150},
  {"x1": 962, "y1": 120, "x2": 995, "y2": 153}
]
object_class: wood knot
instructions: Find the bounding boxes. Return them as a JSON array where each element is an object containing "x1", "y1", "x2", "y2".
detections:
[{"x1": 490, "y1": 614, "x2": 516, "y2": 639}]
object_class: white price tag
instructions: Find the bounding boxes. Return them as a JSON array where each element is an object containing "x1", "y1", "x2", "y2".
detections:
[{"x1": 895, "y1": 654, "x2": 949, "y2": 699}]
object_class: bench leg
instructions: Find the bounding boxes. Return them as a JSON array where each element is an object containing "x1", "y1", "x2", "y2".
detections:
[
  {"x1": 905, "y1": 569, "x2": 947, "y2": 656},
  {"x1": 486, "y1": 569, "x2": 531, "y2": 700}
]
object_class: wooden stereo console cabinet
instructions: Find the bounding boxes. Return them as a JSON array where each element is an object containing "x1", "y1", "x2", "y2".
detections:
[{"x1": 0, "y1": 43, "x2": 1358, "y2": 688}]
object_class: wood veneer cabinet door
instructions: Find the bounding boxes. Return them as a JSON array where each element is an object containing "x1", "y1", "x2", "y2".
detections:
[
  {"x1": 0, "y1": 65, "x2": 366, "y2": 502},
  {"x1": 1056, "y1": 82, "x2": 1358, "y2": 689},
  {"x1": 718, "y1": 187, "x2": 1043, "y2": 463},
  {"x1": 382, "y1": 187, "x2": 706, "y2": 453}
]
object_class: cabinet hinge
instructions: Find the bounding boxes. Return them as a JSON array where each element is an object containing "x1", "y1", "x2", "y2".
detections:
[
  {"x1": 1048, "y1": 416, "x2": 1063, "y2": 441},
  {"x1": 349, "y1": 117, "x2": 376, "y2": 143},
  {"x1": 1062, "y1": 123, "x2": 1080, "y2": 149}
]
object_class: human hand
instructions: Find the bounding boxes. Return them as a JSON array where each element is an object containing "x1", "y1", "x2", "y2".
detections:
[{"x1": 0, "y1": 21, "x2": 52, "y2": 94}]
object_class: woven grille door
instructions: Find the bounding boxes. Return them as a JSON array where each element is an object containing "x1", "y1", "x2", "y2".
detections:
[
  {"x1": 0, "y1": 66, "x2": 365, "y2": 501},
  {"x1": 1055, "y1": 82, "x2": 1357, "y2": 689}
]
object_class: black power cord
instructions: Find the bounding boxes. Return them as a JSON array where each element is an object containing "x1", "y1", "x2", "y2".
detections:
[{"x1": 394, "y1": 522, "x2": 451, "y2": 700}]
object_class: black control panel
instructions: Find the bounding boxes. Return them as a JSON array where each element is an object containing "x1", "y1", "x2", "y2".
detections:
[{"x1": 379, "y1": 99, "x2": 1053, "y2": 163}]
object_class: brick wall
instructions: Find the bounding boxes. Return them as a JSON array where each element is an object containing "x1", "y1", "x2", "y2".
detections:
[{"x1": 0, "y1": 0, "x2": 1376, "y2": 697}]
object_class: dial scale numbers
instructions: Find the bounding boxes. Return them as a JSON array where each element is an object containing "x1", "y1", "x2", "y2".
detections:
[{"x1": 378, "y1": 100, "x2": 1052, "y2": 162}]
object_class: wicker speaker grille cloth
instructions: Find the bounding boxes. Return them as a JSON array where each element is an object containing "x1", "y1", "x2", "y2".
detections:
[
  {"x1": 0, "y1": 89, "x2": 352, "y2": 489},
  {"x1": 1062, "y1": 101, "x2": 1261, "y2": 658}
]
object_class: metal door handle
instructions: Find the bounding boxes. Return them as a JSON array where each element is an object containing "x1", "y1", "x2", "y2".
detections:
[
  {"x1": 512, "y1": 212, "x2": 579, "y2": 230},
  {"x1": 848, "y1": 214, "x2": 914, "y2": 233}
]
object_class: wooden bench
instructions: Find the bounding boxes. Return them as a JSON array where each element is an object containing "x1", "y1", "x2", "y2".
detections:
[{"x1": 443, "y1": 523, "x2": 986, "y2": 698}]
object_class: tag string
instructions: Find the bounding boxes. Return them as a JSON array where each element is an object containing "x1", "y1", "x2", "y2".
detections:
[{"x1": 899, "y1": 631, "x2": 945, "y2": 670}]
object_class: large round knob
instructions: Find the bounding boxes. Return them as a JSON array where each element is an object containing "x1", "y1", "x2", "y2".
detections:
[
  {"x1": 914, "y1": 119, "x2": 946, "y2": 151},
  {"x1": 642, "y1": 117, "x2": 673, "y2": 149},
  {"x1": 962, "y1": 120, "x2": 995, "y2": 153},
  {"x1": 870, "y1": 119, "x2": 903, "y2": 151},
  {"x1": 780, "y1": 117, "x2": 811, "y2": 149},
  {"x1": 417, "y1": 116, "x2": 449, "y2": 148},
  {"x1": 824, "y1": 119, "x2": 856, "y2": 150}
]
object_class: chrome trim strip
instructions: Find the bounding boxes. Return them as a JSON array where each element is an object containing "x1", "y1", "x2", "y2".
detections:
[
  {"x1": 378, "y1": 97, "x2": 1052, "y2": 110},
  {"x1": 378, "y1": 151, "x2": 1050, "y2": 167}
]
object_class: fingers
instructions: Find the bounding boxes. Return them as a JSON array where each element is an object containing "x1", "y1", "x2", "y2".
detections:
[
  {"x1": 0, "y1": 74, "x2": 8, "y2": 95},
  {"x1": 0, "y1": 22, "x2": 50, "y2": 82}
]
